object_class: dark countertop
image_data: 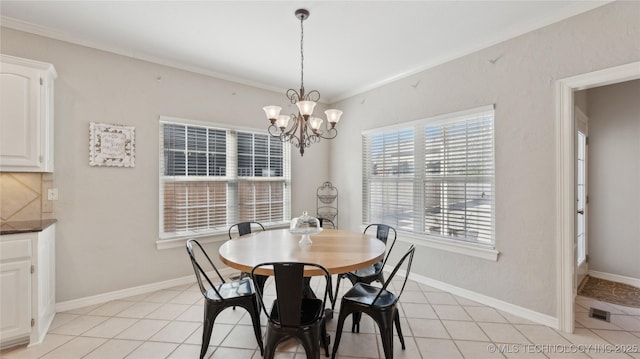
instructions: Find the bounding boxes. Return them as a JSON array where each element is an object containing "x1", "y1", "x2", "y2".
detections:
[{"x1": 0, "y1": 219, "x2": 57, "y2": 235}]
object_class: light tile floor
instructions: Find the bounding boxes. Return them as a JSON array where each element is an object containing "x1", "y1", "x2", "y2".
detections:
[{"x1": 2, "y1": 276, "x2": 640, "y2": 359}]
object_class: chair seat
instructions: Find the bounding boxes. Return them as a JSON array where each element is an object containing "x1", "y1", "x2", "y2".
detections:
[
  {"x1": 343, "y1": 283, "x2": 398, "y2": 308},
  {"x1": 349, "y1": 260, "x2": 383, "y2": 278},
  {"x1": 269, "y1": 298, "x2": 324, "y2": 326},
  {"x1": 205, "y1": 279, "x2": 254, "y2": 300}
]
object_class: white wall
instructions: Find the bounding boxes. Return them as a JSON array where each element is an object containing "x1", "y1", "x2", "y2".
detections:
[
  {"x1": 0, "y1": 28, "x2": 330, "y2": 302},
  {"x1": 329, "y1": 1, "x2": 640, "y2": 316},
  {"x1": 586, "y1": 79, "x2": 640, "y2": 280}
]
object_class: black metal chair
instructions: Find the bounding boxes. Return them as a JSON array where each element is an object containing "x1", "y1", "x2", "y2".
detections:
[
  {"x1": 332, "y1": 224, "x2": 397, "y2": 310},
  {"x1": 228, "y1": 221, "x2": 265, "y2": 239},
  {"x1": 186, "y1": 239, "x2": 264, "y2": 359},
  {"x1": 318, "y1": 217, "x2": 336, "y2": 229},
  {"x1": 331, "y1": 245, "x2": 415, "y2": 359},
  {"x1": 251, "y1": 262, "x2": 332, "y2": 359}
]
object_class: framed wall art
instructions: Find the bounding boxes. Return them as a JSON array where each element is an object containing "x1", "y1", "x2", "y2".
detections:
[{"x1": 89, "y1": 122, "x2": 135, "y2": 167}]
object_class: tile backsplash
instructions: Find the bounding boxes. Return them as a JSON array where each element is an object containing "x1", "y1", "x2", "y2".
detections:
[{"x1": 0, "y1": 173, "x2": 54, "y2": 222}]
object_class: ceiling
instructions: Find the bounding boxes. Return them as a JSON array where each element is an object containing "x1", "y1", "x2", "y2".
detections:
[{"x1": 1, "y1": 1, "x2": 609, "y2": 103}]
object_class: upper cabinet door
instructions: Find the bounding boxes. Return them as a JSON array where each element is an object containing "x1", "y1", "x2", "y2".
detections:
[{"x1": 0, "y1": 55, "x2": 56, "y2": 172}]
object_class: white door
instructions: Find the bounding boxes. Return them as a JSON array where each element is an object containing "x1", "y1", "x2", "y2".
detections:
[{"x1": 575, "y1": 108, "x2": 589, "y2": 291}]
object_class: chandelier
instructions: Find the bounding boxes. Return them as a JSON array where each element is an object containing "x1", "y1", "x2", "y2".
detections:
[{"x1": 263, "y1": 8, "x2": 343, "y2": 156}]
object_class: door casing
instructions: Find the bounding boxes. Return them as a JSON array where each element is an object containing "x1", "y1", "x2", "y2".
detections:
[{"x1": 556, "y1": 61, "x2": 640, "y2": 333}]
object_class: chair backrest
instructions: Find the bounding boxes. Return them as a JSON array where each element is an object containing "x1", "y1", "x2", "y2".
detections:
[
  {"x1": 372, "y1": 245, "x2": 415, "y2": 306},
  {"x1": 186, "y1": 239, "x2": 226, "y2": 299},
  {"x1": 251, "y1": 262, "x2": 331, "y2": 327},
  {"x1": 228, "y1": 221, "x2": 265, "y2": 239},
  {"x1": 318, "y1": 217, "x2": 335, "y2": 229},
  {"x1": 364, "y1": 224, "x2": 397, "y2": 267}
]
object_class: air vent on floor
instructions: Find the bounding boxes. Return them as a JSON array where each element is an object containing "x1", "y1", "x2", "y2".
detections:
[{"x1": 589, "y1": 307, "x2": 611, "y2": 322}]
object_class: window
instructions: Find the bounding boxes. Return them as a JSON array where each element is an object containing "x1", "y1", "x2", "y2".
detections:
[
  {"x1": 160, "y1": 117, "x2": 290, "y2": 239},
  {"x1": 363, "y1": 105, "x2": 495, "y2": 246}
]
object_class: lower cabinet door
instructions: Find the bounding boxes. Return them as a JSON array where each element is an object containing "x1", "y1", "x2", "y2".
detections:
[{"x1": 0, "y1": 260, "x2": 31, "y2": 343}]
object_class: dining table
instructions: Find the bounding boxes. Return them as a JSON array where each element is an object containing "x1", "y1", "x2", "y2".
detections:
[
  {"x1": 219, "y1": 228, "x2": 386, "y2": 277},
  {"x1": 219, "y1": 228, "x2": 386, "y2": 317}
]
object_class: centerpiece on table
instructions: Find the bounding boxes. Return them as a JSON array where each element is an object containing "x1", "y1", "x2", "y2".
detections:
[{"x1": 290, "y1": 211, "x2": 322, "y2": 245}]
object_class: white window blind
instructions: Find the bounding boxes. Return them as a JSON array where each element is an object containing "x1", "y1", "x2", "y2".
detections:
[
  {"x1": 362, "y1": 128, "x2": 415, "y2": 231},
  {"x1": 159, "y1": 117, "x2": 290, "y2": 239},
  {"x1": 235, "y1": 132, "x2": 287, "y2": 223},
  {"x1": 363, "y1": 105, "x2": 495, "y2": 246}
]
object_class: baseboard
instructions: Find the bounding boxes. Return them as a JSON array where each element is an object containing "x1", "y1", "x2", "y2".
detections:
[
  {"x1": 384, "y1": 265, "x2": 560, "y2": 330},
  {"x1": 55, "y1": 267, "x2": 236, "y2": 312},
  {"x1": 56, "y1": 265, "x2": 560, "y2": 331},
  {"x1": 588, "y1": 270, "x2": 640, "y2": 288}
]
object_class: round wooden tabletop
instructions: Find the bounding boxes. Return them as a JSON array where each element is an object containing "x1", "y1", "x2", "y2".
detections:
[{"x1": 219, "y1": 228, "x2": 386, "y2": 277}]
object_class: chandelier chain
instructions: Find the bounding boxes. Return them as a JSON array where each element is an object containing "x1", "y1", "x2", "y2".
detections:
[{"x1": 300, "y1": 14, "x2": 304, "y2": 93}]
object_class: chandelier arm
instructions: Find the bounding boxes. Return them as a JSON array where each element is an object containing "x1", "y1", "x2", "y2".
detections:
[
  {"x1": 289, "y1": 134, "x2": 302, "y2": 148},
  {"x1": 304, "y1": 90, "x2": 321, "y2": 102},
  {"x1": 279, "y1": 132, "x2": 290, "y2": 143},
  {"x1": 283, "y1": 114, "x2": 300, "y2": 137},
  {"x1": 267, "y1": 124, "x2": 282, "y2": 137},
  {"x1": 286, "y1": 89, "x2": 302, "y2": 104},
  {"x1": 315, "y1": 127, "x2": 338, "y2": 140}
]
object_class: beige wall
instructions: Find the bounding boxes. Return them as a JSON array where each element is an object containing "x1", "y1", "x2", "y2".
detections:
[
  {"x1": 586, "y1": 80, "x2": 640, "y2": 280},
  {"x1": 0, "y1": 28, "x2": 330, "y2": 302},
  {"x1": 329, "y1": 1, "x2": 640, "y2": 317}
]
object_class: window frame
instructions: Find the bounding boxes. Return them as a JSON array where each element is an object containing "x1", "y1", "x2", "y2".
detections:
[
  {"x1": 158, "y1": 116, "x2": 291, "y2": 245},
  {"x1": 362, "y1": 105, "x2": 499, "y2": 261}
]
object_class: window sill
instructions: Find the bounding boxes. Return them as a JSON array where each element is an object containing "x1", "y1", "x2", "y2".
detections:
[
  {"x1": 398, "y1": 231, "x2": 499, "y2": 261},
  {"x1": 156, "y1": 233, "x2": 228, "y2": 250}
]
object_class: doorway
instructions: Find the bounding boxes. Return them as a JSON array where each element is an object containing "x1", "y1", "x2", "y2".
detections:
[
  {"x1": 556, "y1": 61, "x2": 640, "y2": 333},
  {"x1": 575, "y1": 108, "x2": 588, "y2": 291}
]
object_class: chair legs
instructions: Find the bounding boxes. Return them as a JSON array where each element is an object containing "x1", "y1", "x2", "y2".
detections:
[
  {"x1": 332, "y1": 274, "x2": 343, "y2": 310},
  {"x1": 394, "y1": 310, "x2": 406, "y2": 350},
  {"x1": 299, "y1": 324, "x2": 322, "y2": 359},
  {"x1": 331, "y1": 309, "x2": 349, "y2": 359},
  {"x1": 321, "y1": 319, "x2": 330, "y2": 357},
  {"x1": 264, "y1": 322, "x2": 325, "y2": 359},
  {"x1": 201, "y1": 300, "x2": 264, "y2": 359},
  {"x1": 352, "y1": 312, "x2": 362, "y2": 333},
  {"x1": 200, "y1": 305, "x2": 216, "y2": 359},
  {"x1": 244, "y1": 300, "x2": 265, "y2": 356},
  {"x1": 332, "y1": 305, "x2": 404, "y2": 359}
]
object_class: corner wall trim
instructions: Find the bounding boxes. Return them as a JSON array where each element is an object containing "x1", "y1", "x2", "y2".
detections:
[
  {"x1": 55, "y1": 268, "x2": 236, "y2": 312},
  {"x1": 385, "y1": 266, "x2": 559, "y2": 329}
]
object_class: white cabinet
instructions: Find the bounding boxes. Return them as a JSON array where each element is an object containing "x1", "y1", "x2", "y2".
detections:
[
  {"x1": 0, "y1": 55, "x2": 57, "y2": 172},
  {"x1": 0, "y1": 259, "x2": 31, "y2": 345},
  {"x1": 0, "y1": 224, "x2": 56, "y2": 348}
]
